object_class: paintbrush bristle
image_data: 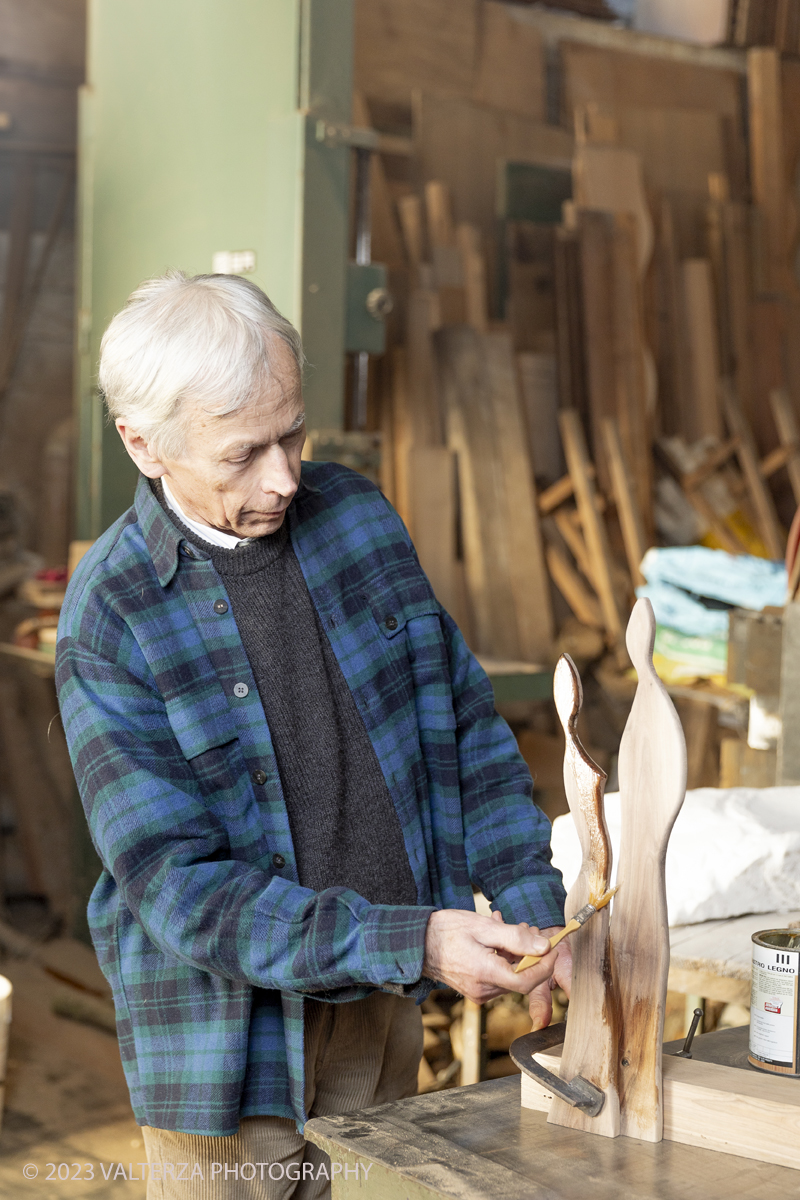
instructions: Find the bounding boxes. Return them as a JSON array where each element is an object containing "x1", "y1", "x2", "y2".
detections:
[{"x1": 588, "y1": 885, "x2": 618, "y2": 911}]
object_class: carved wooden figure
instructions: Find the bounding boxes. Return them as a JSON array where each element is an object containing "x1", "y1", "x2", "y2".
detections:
[
  {"x1": 612, "y1": 597, "x2": 687, "y2": 1141},
  {"x1": 547, "y1": 654, "x2": 620, "y2": 1136},
  {"x1": 544, "y1": 598, "x2": 686, "y2": 1142}
]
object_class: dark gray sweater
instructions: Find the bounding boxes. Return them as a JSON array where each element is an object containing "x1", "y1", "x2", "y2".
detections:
[{"x1": 161, "y1": 492, "x2": 418, "y2": 907}]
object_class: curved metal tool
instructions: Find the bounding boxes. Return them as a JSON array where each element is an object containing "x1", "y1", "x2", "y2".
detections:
[{"x1": 510, "y1": 1023, "x2": 605, "y2": 1118}]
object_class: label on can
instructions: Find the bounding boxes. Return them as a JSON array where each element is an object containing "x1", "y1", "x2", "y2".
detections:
[{"x1": 749, "y1": 930, "x2": 800, "y2": 1075}]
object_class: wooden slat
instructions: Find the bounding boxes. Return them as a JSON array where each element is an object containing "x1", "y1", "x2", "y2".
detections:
[
  {"x1": 769, "y1": 388, "x2": 800, "y2": 505},
  {"x1": 559, "y1": 409, "x2": 626, "y2": 655},
  {"x1": 655, "y1": 199, "x2": 691, "y2": 439},
  {"x1": 518, "y1": 352, "x2": 563, "y2": 487},
  {"x1": 681, "y1": 259, "x2": 724, "y2": 441},
  {"x1": 576, "y1": 209, "x2": 617, "y2": 494},
  {"x1": 483, "y1": 333, "x2": 554, "y2": 661},
  {"x1": 553, "y1": 507, "x2": 596, "y2": 590},
  {"x1": 425, "y1": 180, "x2": 456, "y2": 249},
  {"x1": 407, "y1": 445, "x2": 468, "y2": 633},
  {"x1": 544, "y1": 543, "x2": 603, "y2": 630},
  {"x1": 611, "y1": 212, "x2": 653, "y2": 540},
  {"x1": 436, "y1": 326, "x2": 524, "y2": 660},
  {"x1": 539, "y1": 473, "x2": 577, "y2": 515},
  {"x1": 407, "y1": 289, "x2": 445, "y2": 449},
  {"x1": 553, "y1": 226, "x2": 588, "y2": 428},
  {"x1": 722, "y1": 380, "x2": 785, "y2": 559},
  {"x1": 748, "y1": 47, "x2": 798, "y2": 299},
  {"x1": 601, "y1": 417, "x2": 648, "y2": 588},
  {"x1": 396, "y1": 194, "x2": 424, "y2": 273},
  {"x1": 456, "y1": 223, "x2": 488, "y2": 333}
]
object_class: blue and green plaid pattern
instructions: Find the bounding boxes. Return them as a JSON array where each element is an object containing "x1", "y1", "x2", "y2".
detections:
[{"x1": 56, "y1": 464, "x2": 565, "y2": 1135}]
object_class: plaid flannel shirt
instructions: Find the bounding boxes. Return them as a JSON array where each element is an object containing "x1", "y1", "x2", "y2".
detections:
[{"x1": 56, "y1": 464, "x2": 565, "y2": 1136}]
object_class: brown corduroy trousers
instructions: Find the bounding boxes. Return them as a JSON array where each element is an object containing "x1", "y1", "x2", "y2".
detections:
[{"x1": 141, "y1": 990, "x2": 423, "y2": 1200}]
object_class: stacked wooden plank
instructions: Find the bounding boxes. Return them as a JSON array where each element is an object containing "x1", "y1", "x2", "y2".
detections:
[{"x1": 355, "y1": 4, "x2": 800, "y2": 696}]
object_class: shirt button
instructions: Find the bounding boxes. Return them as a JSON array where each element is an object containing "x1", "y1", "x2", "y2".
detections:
[
  {"x1": 181, "y1": 544, "x2": 196, "y2": 559},
  {"x1": 213, "y1": 599, "x2": 229, "y2": 614},
  {"x1": 385, "y1": 614, "x2": 398, "y2": 631},
  {"x1": 272, "y1": 853, "x2": 286, "y2": 869},
  {"x1": 233, "y1": 682, "x2": 249, "y2": 698},
  {"x1": 252, "y1": 769, "x2": 267, "y2": 786}
]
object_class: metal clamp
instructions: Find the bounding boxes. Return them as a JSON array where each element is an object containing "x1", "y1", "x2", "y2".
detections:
[{"x1": 510, "y1": 1023, "x2": 605, "y2": 1117}]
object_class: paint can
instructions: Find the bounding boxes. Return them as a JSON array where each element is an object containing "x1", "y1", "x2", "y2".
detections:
[{"x1": 749, "y1": 929, "x2": 800, "y2": 1076}]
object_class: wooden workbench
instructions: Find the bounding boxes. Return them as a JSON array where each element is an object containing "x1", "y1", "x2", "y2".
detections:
[
  {"x1": 305, "y1": 1065, "x2": 797, "y2": 1199},
  {"x1": 668, "y1": 908, "x2": 800, "y2": 1005}
]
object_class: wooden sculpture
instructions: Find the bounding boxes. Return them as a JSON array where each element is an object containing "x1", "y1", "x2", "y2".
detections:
[
  {"x1": 521, "y1": 598, "x2": 687, "y2": 1142},
  {"x1": 612, "y1": 598, "x2": 687, "y2": 1141},
  {"x1": 546, "y1": 653, "x2": 620, "y2": 1137}
]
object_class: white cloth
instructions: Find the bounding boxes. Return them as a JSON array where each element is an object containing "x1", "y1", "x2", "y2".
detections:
[
  {"x1": 550, "y1": 787, "x2": 800, "y2": 926},
  {"x1": 162, "y1": 476, "x2": 245, "y2": 548}
]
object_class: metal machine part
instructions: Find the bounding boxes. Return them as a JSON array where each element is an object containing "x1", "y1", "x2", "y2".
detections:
[{"x1": 509, "y1": 1023, "x2": 606, "y2": 1117}]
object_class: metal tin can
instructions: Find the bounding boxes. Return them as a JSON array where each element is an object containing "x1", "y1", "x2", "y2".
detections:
[{"x1": 749, "y1": 929, "x2": 800, "y2": 1076}]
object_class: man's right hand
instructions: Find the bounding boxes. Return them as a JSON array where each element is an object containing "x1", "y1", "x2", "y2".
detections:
[{"x1": 422, "y1": 909, "x2": 558, "y2": 1005}]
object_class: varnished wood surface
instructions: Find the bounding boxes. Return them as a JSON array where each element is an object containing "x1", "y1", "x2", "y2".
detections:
[
  {"x1": 548, "y1": 656, "x2": 619, "y2": 1136},
  {"x1": 612, "y1": 599, "x2": 687, "y2": 1142},
  {"x1": 305, "y1": 1075, "x2": 799, "y2": 1200}
]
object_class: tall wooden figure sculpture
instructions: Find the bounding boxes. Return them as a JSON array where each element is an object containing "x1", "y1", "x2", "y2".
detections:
[
  {"x1": 612, "y1": 598, "x2": 687, "y2": 1141},
  {"x1": 519, "y1": 599, "x2": 687, "y2": 1142},
  {"x1": 547, "y1": 654, "x2": 620, "y2": 1136}
]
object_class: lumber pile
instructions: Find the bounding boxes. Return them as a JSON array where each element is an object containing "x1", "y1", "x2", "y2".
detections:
[{"x1": 346, "y1": 4, "x2": 800, "y2": 798}]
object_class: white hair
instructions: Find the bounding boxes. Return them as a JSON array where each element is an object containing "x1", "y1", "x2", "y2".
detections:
[{"x1": 98, "y1": 271, "x2": 304, "y2": 459}]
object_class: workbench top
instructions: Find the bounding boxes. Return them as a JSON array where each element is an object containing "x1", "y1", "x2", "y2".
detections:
[{"x1": 305, "y1": 1070, "x2": 798, "y2": 1199}]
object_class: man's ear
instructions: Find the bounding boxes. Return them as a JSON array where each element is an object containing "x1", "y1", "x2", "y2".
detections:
[{"x1": 115, "y1": 419, "x2": 167, "y2": 478}]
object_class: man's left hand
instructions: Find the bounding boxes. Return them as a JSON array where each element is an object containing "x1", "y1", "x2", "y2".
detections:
[{"x1": 491, "y1": 911, "x2": 572, "y2": 1031}]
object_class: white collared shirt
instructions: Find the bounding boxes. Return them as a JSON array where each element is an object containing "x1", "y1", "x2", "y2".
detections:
[{"x1": 162, "y1": 477, "x2": 246, "y2": 549}]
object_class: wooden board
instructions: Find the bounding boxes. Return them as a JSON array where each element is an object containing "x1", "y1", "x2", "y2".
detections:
[
  {"x1": 561, "y1": 41, "x2": 743, "y2": 124},
  {"x1": 473, "y1": 1, "x2": 545, "y2": 121},
  {"x1": 523, "y1": 1044, "x2": 800, "y2": 1172},
  {"x1": 544, "y1": 541, "x2": 604, "y2": 630},
  {"x1": 610, "y1": 212, "x2": 653, "y2": 540},
  {"x1": 576, "y1": 209, "x2": 616, "y2": 493},
  {"x1": 413, "y1": 92, "x2": 573, "y2": 260},
  {"x1": 506, "y1": 222, "x2": 556, "y2": 354},
  {"x1": 748, "y1": 47, "x2": 799, "y2": 299},
  {"x1": 615, "y1": 106, "x2": 726, "y2": 197},
  {"x1": 547, "y1": 655, "x2": 619, "y2": 1137},
  {"x1": 770, "y1": 388, "x2": 800, "y2": 505},
  {"x1": 354, "y1": 0, "x2": 479, "y2": 106},
  {"x1": 612, "y1": 598, "x2": 687, "y2": 1141},
  {"x1": 681, "y1": 259, "x2": 723, "y2": 441},
  {"x1": 559, "y1": 409, "x2": 626, "y2": 655},
  {"x1": 436, "y1": 326, "x2": 551, "y2": 661},
  {"x1": 407, "y1": 444, "x2": 471, "y2": 637},
  {"x1": 483, "y1": 332, "x2": 554, "y2": 661},
  {"x1": 601, "y1": 417, "x2": 648, "y2": 588},
  {"x1": 722, "y1": 381, "x2": 785, "y2": 559},
  {"x1": 572, "y1": 143, "x2": 653, "y2": 274},
  {"x1": 517, "y1": 351, "x2": 563, "y2": 485}
]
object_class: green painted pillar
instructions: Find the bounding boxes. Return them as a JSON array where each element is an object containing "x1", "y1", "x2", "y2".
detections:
[{"x1": 76, "y1": 0, "x2": 353, "y2": 538}]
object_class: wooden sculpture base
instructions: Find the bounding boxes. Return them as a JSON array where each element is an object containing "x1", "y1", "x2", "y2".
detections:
[{"x1": 521, "y1": 1043, "x2": 800, "y2": 1171}]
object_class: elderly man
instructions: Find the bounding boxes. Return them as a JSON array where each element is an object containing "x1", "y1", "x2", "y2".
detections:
[{"x1": 56, "y1": 272, "x2": 570, "y2": 1199}]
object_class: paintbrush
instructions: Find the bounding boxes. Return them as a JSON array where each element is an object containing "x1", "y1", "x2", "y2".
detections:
[{"x1": 513, "y1": 886, "x2": 618, "y2": 974}]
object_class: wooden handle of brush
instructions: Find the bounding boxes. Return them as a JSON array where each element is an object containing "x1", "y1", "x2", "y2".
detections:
[{"x1": 513, "y1": 918, "x2": 579, "y2": 974}]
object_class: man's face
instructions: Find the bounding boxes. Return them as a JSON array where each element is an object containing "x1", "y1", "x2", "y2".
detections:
[{"x1": 118, "y1": 337, "x2": 306, "y2": 538}]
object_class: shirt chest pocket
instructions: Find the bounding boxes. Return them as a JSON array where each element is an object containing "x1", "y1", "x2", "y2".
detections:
[{"x1": 164, "y1": 689, "x2": 244, "y2": 800}]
